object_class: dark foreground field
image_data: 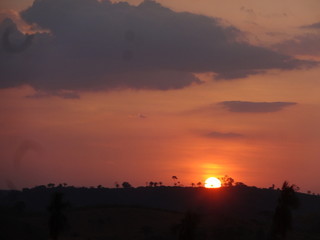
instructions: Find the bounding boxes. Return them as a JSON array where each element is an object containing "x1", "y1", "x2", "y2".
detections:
[{"x1": 1, "y1": 186, "x2": 320, "y2": 239}]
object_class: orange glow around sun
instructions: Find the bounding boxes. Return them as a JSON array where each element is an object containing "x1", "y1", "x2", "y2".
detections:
[{"x1": 204, "y1": 177, "x2": 222, "y2": 188}]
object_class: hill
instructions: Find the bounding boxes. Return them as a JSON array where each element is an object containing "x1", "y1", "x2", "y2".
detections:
[{"x1": 1, "y1": 186, "x2": 320, "y2": 239}]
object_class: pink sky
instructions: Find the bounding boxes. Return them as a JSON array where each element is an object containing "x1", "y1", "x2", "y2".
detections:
[{"x1": 0, "y1": 0, "x2": 319, "y2": 192}]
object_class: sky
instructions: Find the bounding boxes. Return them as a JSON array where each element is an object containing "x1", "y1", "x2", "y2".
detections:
[{"x1": 0, "y1": 0, "x2": 319, "y2": 192}]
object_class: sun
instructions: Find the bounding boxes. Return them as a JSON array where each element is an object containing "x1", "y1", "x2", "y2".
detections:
[{"x1": 205, "y1": 177, "x2": 222, "y2": 188}]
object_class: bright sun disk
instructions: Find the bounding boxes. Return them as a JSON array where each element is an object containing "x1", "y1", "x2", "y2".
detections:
[{"x1": 205, "y1": 177, "x2": 221, "y2": 188}]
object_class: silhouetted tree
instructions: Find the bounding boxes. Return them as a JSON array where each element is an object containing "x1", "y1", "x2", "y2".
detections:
[
  {"x1": 271, "y1": 181, "x2": 300, "y2": 239},
  {"x1": 47, "y1": 183, "x2": 55, "y2": 188},
  {"x1": 219, "y1": 175, "x2": 234, "y2": 187},
  {"x1": 191, "y1": 183, "x2": 195, "y2": 187},
  {"x1": 197, "y1": 182, "x2": 202, "y2": 187},
  {"x1": 172, "y1": 176, "x2": 178, "y2": 186},
  {"x1": 115, "y1": 182, "x2": 120, "y2": 188},
  {"x1": 159, "y1": 181, "x2": 163, "y2": 186},
  {"x1": 122, "y1": 181, "x2": 132, "y2": 188},
  {"x1": 175, "y1": 211, "x2": 200, "y2": 240},
  {"x1": 154, "y1": 182, "x2": 158, "y2": 187},
  {"x1": 48, "y1": 192, "x2": 69, "y2": 240},
  {"x1": 149, "y1": 181, "x2": 154, "y2": 187}
]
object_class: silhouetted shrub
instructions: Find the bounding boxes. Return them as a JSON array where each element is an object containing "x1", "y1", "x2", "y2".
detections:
[{"x1": 122, "y1": 182, "x2": 133, "y2": 188}]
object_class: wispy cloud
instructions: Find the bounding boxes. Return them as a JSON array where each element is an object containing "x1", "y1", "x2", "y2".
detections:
[
  {"x1": 274, "y1": 34, "x2": 320, "y2": 56},
  {"x1": 129, "y1": 113, "x2": 148, "y2": 119},
  {"x1": 274, "y1": 21, "x2": 320, "y2": 56},
  {"x1": 13, "y1": 140, "x2": 43, "y2": 169},
  {"x1": 205, "y1": 131, "x2": 244, "y2": 139},
  {"x1": 301, "y1": 22, "x2": 320, "y2": 29},
  {"x1": 26, "y1": 90, "x2": 80, "y2": 99}
]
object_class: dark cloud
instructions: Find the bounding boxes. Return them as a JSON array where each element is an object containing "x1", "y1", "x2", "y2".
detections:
[
  {"x1": 0, "y1": 0, "x2": 316, "y2": 93},
  {"x1": 205, "y1": 131, "x2": 243, "y2": 139},
  {"x1": 2, "y1": 25, "x2": 34, "y2": 53},
  {"x1": 219, "y1": 101, "x2": 297, "y2": 113}
]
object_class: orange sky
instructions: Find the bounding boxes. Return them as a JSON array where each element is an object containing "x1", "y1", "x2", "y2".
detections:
[{"x1": 0, "y1": 0, "x2": 319, "y2": 192}]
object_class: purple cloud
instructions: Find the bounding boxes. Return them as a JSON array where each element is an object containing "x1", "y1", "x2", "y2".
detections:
[{"x1": 219, "y1": 101, "x2": 297, "y2": 113}]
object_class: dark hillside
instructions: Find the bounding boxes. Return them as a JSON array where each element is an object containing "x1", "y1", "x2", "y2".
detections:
[
  {"x1": 1, "y1": 186, "x2": 320, "y2": 239},
  {"x1": 1, "y1": 186, "x2": 319, "y2": 216}
]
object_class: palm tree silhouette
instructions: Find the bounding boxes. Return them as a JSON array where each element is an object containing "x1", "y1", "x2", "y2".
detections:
[
  {"x1": 48, "y1": 192, "x2": 69, "y2": 240},
  {"x1": 176, "y1": 211, "x2": 200, "y2": 240},
  {"x1": 271, "y1": 181, "x2": 300, "y2": 239}
]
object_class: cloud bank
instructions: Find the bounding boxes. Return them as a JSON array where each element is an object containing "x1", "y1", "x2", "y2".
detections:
[
  {"x1": 219, "y1": 101, "x2": 297, "y2": 113},
  {"x1": 0, "y1": 0, "x2": 316, "y2": 92}
]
